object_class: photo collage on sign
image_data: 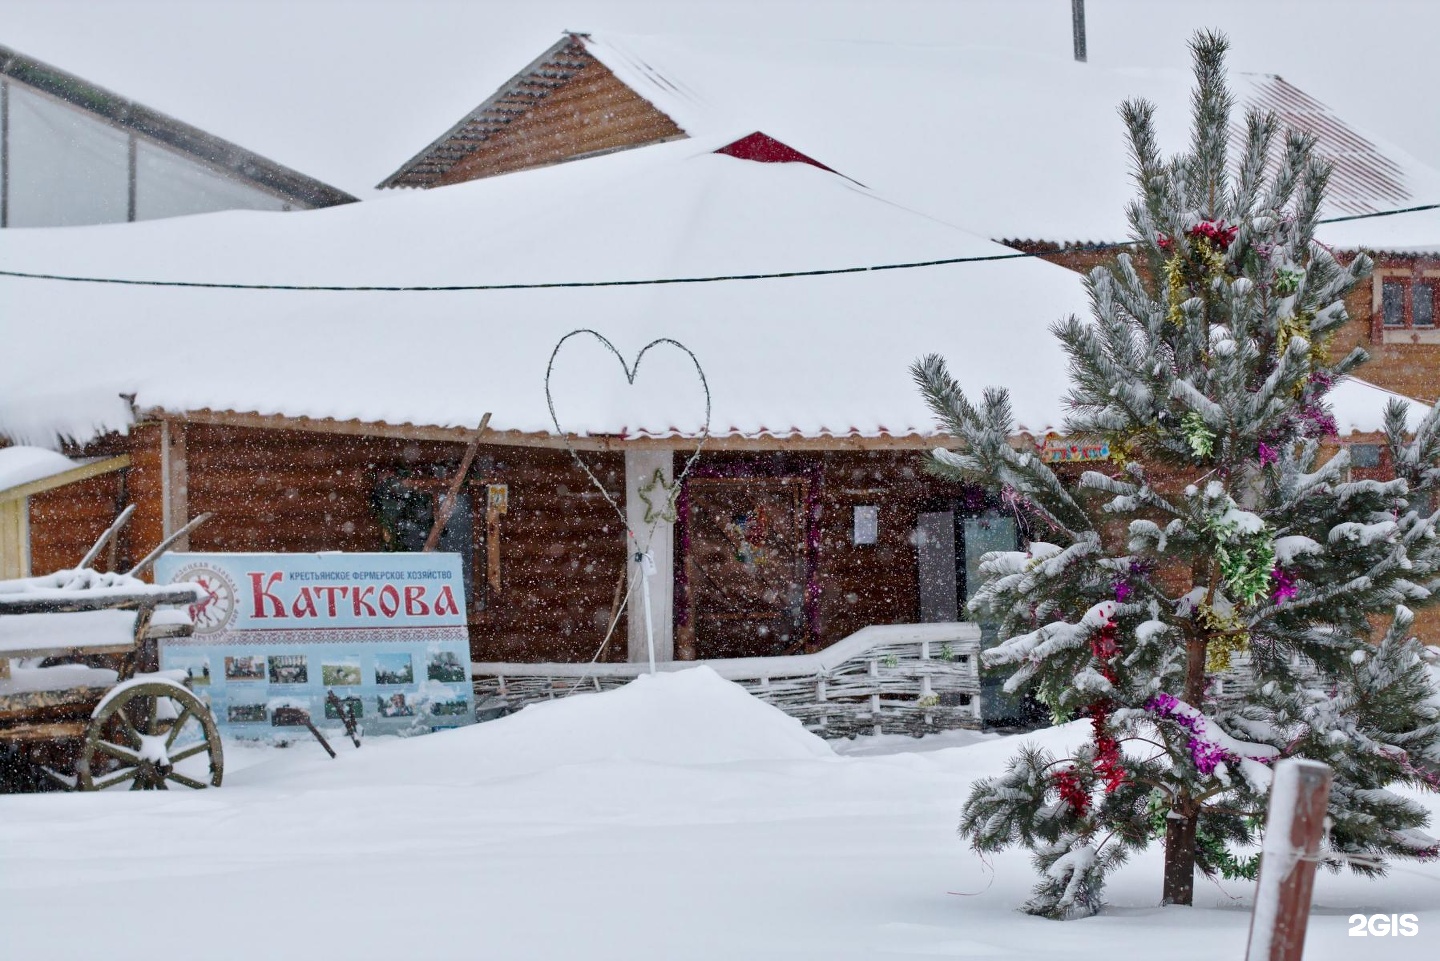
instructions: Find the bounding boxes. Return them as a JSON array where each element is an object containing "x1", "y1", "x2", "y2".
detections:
[{"x1": 164, "y1": 645, "x2": 475, "y2": 735}]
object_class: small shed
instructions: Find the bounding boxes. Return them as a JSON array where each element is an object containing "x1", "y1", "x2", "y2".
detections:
[{"x1": 0, "y1": 447, "x2": 129, "y2": 578}]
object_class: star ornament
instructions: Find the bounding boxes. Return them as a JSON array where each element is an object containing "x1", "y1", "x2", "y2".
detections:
[{"x1": 638, "y1": 468, "x2": 679, "y2": 525}]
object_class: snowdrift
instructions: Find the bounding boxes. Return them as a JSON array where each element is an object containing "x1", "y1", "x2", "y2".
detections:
[
  {"x1": 471, "y1": 666, "x2": 834, "y2": 768},
  {"x1": 263, "y1": 666, "x2": 833, "y2": 789}
]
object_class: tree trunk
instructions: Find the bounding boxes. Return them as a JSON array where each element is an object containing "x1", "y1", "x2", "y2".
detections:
[
  {"x1": 1163, "y1": 806, "x2": 1199, "y2": 905},
  {"x1": 1184, "y1": 634, "x2": 1209, "y2": 704},
  {"x1": 1165, "y1": 628, "x2": 1210, "y2": 906}
]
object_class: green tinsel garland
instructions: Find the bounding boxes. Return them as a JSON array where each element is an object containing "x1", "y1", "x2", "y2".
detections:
[
  {"x1": 1181, "y1": 412, "x2": 1216, "y2": 458},
  {"x1": 1271, "y1": 265, "x2": 1303, "y2": 297},
  {"x1": 1205, "y1": 512, "x2": 1277, "y2": 605}
]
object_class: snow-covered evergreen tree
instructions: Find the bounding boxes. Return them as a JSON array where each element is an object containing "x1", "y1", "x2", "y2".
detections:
[{"x1": 913, "y1": 31, "x2": 1440, "y2": 918}]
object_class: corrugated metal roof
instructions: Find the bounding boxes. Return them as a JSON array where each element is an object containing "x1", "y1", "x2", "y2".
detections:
[{"x1": 1239, "y1": 73, "x2": 1411, "y2": 216}]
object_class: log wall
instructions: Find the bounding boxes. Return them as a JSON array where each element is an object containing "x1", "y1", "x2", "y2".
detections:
[
  {"x1": 175, "y1": 424, "x2": 628, "y2": 664},
  {"x1": 436, "y1": 55, "x2": 684, "y2": 186},
  {"x1": 27, "y1": 427, "x2": 156, "y2": 575},
  {"x1": 811, "y1": 450, "x2": 968, "y2": 643},
  {"x1": 671, "y1": 450, "x2": 986, "y2": 656}
]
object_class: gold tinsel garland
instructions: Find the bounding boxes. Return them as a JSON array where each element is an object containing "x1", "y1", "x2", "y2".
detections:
[
  {"x1": 1199, "y1": 603, "x2": 1250, "y2": 672},
  {"x1": 1164, "y1": 244, "x2": 1227, "y2": 326}
]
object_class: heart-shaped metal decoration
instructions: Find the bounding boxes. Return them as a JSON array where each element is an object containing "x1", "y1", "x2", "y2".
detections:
[{"x1": 543, "y1": 329, "x2": 711, "y2": 541}]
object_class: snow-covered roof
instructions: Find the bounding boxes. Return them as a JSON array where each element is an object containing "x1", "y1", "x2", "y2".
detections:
[
  {"x1": 1317, "y1": 207, "x2": 1440, "y2": 257},
  {"x1": 580, "y1": 33, "x2": 1440, "y2": 249},
  {"x1": 1326, "y1": 378, "x2": 1430, "y2": 437},
  {"x1": 5, "y1": 0, "x2": 1440, "y2": 231},
  {"x1": 0, "y1": 137, "x2": 1424, "y2": 449},
  {"x1": 0, "y1": 446, "x2": 83, "y2": 496},
  {"x1": 0, "y1": 139, "x2": 1083, "y2": 445}
]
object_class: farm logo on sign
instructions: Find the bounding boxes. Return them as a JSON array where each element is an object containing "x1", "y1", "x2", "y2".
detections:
[{"x1": 169, "y1": 561, "x2": 239, "y2": 635}]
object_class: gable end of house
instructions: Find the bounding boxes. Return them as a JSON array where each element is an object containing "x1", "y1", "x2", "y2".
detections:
[{"x1": 378, "y1": 33, "x2": 686, "y2": 189}]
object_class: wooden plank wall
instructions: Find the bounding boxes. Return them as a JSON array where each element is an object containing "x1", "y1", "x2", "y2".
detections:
[
  {"x1": 26, "y1": 427, "x2": 153, "y2": 575},
  {"x1": 177, "y1": 425, "x2": 627, "y2": 664},
  {"x1": 680, "y1": 450, "x2": 976, "y2": 651}
]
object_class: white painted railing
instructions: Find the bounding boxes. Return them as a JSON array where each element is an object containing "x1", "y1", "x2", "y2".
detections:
[{"x1": 472, "y1": 622, "x2": 983, "y2": 737}]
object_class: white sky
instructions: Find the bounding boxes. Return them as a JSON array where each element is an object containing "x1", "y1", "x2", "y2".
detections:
[{"x1": 1, "y1": 0, "x2": 1436, "y2": 197}]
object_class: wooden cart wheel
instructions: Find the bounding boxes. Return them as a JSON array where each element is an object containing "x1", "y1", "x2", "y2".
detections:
[{"x1": 77, "y1": 679, "x2": 224, "y2": 790}]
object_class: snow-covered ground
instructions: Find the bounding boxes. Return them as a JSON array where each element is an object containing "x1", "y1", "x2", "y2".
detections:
[{"x1": 1, "y1": 668, "x2": 1436, "y2": 959}]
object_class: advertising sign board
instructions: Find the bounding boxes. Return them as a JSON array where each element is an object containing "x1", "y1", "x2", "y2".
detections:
[{"x1": 154, "y1": 552, "x2": 474, "y2": 739}]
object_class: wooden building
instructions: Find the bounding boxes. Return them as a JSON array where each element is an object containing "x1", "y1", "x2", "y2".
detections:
[
  {"x1": 3, "y1": 30, "x2": 1437, "y2": 723},
  {"x1": 0, "y1": 127, "x2": 1111, "y2": 685},
  {"x1": 21, "y1": 419, "x2": 1012, "y2": 666}
]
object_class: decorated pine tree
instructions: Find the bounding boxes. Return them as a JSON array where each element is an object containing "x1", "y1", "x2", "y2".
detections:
[{"x1": 913, "y1": 31, "x2": 1440, "y2": 918}]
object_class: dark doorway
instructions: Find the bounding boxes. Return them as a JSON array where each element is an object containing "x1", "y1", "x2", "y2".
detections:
[
  {"x1": 677, "y1": 468, "x2": 819, "y2": 660},
  {"x1": 915, "y1": 500, "x2": 1030, "y2": 724}
]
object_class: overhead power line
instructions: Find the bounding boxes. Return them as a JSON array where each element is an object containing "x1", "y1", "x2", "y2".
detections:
[{"x1": 0, "y1": 202, "x2": 1435, "y2": 293}]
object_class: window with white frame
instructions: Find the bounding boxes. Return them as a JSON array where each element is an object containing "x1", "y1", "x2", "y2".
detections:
[{"x1": 1373, "y1": 265, "x2": 1440, "y2": 343}]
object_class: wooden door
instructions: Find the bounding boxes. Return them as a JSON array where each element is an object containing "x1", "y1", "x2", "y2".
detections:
[{"x1": 682, "y1": 477, "x2": 811, "y2": 659}]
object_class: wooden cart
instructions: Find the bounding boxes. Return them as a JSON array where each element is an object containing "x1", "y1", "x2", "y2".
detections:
[{"x1": 0, "y1": 515, "x2": 224, "y2": 792}]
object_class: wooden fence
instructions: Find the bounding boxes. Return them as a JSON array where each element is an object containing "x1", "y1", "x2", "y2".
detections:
[{"x1": 472, "y1": 622, "x2": 984, "y2": 737}]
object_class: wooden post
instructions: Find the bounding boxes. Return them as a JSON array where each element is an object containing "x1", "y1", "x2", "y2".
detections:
[
  {"x1": 0, "y1": 497, "x2": 27, "y2": 579},
  {"x1": 160, "y1": 419, "x2": 189, "y2": 551},
  {"x1": 1245, "y1": 758, "x2": 1333, "y2": 961}
]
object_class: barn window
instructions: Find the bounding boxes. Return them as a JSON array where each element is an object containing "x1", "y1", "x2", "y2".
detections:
[
  {"x1": 1374, "y1": 269, "x2": 1440, "y2": 342},
  {"x1": 1382, "y1": 281, "x2": 1405, "y2": 326},
  {"x1": 1349, "y1": 444, "x2": 1382, "y2": 468}
]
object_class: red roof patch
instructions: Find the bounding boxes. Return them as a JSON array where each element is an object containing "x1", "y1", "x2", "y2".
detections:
[{"x1": 714, "y1": 132, "x2": 838, "y2": 174}]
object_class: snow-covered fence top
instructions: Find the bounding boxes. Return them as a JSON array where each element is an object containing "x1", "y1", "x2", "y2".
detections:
[{"x1": 473, "y1": 622, "x2": 983, "y2": 738}]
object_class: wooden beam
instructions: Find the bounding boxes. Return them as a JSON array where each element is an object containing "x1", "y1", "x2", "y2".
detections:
[
  {"x1": 423, "y1": 414, "x2": 492, "y2": 552},
  {"x1": 0, "y1": 586, "x2": 200, "y2": 614},
  {"x1": 160, "y1": 407, "x2": 963, "y2": 451},
  {"x1": 0, "y1": 454, "x2": 130, "y2": 503},
  {"x1": 78, "y1": 503, "x2": 136, "y2": 571},
  {"x1": 127, "y1": 512, "x2": 211, "y2": 578}
]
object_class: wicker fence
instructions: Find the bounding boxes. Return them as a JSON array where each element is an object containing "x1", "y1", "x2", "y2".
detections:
[{"x1": 472, "y1": 622, "x2": 984, "y2": 738}]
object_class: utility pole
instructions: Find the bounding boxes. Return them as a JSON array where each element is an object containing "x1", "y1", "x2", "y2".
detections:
[{"x1": 1072, "y1": 0, "x2": 1088, "y2": 63}]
